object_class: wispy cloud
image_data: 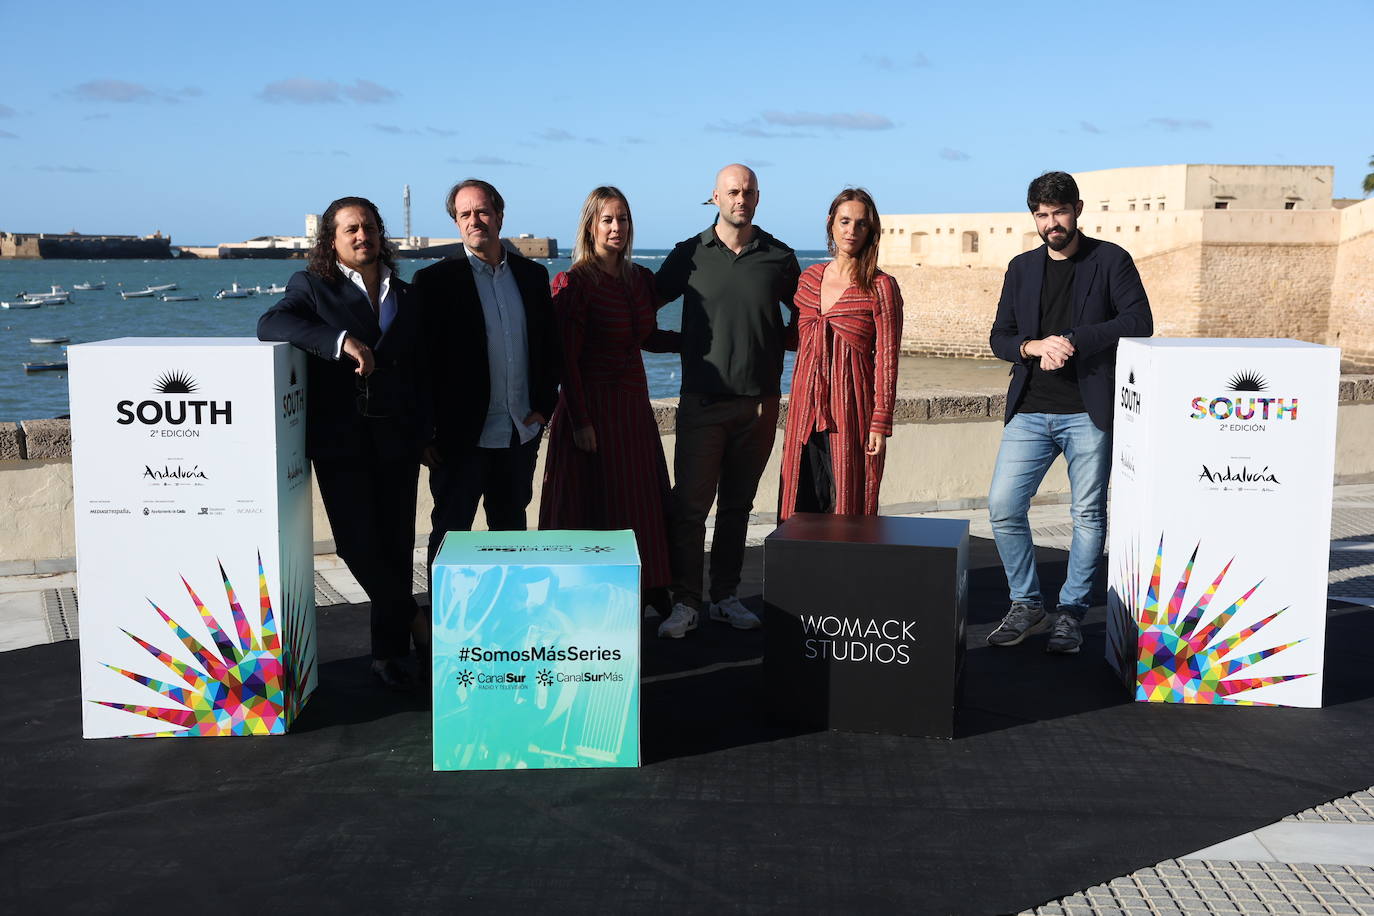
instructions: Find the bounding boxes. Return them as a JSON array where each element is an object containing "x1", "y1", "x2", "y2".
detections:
[
  {"x1": 37, "y1": 164, "x2": 97, "y2": 173},
  {"x1": 372, "y1": 123, "x2": 415, "y2": 135},
  {"x1": 705, "y1": 119, "x2": 810, "y2": 139},
  {"x1": 427, "y1": 126, "x2": 457, "y2": 138},
  {"x1": 939, "y1": 147, "x2": 971, "y2": 162},
  {"x1": 862, "y1": 53, "x2": 930, "y2": 70},
  {"x1": 1080, "y1": 121, "x2": 1104, "y2": 134},
  {"x1": 0, "y1": 129, "x2": 18, "y2": 140},
  {"x1": 68, "y1": 79, "x2": 156, "y2": 103},
  {"x1": 0, "y1": 103, "x2": 14, "y2": 118},
  {"x1": 538, "y1": 128, "x2": 576, "y2": 142},
  {"x1": 623, "y1": 136, "x2": 647, "y2": 145},
  {"x1": 745, "y1": 159, "x2": 774, "y2": 168},
  {"x1": 762, "y1": 110, "x2": 894, "y2": 131},
  {"x1": 81, "y1": 113, "x2": 111, "y2": 121},
  {"x1": 344, "y1": 80, "x2": 398, "y2": 103},
  {"x1": 1147, "y1": 117, "x2": 1211, "y2": 131},
  {"x1": 259, "y1": 78, "x2": 399, "y2": 105},
  {"x1": 176, "y1": 87, "x2": 203, "y2": 99},
  {"x1": 447, "y1": 155, "x2": 529, "y2": 167}
]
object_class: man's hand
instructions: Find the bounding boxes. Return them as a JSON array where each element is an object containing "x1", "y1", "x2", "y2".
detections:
[
  {"x1": 341, "y1": 334, "x2": 374, "y2": 376},
  {"x1": 573, "y1": 425, "x2": 597, "y2": 453},
  {"x1": 866, "y1": 432, "x2": 885, "y2": 457},
  {"x1": 421, "y1": 444, "x2": 442, "y2": 468},
  {"x1": 1025, "y1": 335, "x2": 1074, "y2": 371},
  {"x1": 523, "y1": 411, "x2": 546, "y2": 429}
]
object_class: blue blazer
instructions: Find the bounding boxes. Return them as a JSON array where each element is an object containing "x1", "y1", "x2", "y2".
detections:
[
  {"x1": 257, "y1": 269, "x2": 425, "y2": 460},
  {"x1": 989, "y1": 235, "x2": 1153, "y2": 431}
]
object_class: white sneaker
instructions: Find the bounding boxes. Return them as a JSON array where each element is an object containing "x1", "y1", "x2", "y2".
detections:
[
  {"x1": 708, "y1": 595, "x2": 762, "y2": 630},
  {"x1": 657, "y1": 603, "x2": 698, "y2": 639}
]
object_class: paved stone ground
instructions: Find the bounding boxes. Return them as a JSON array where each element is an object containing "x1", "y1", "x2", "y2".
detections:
[{"x1": 7, "y1": 483, "x2": 1374, "y2": 914}]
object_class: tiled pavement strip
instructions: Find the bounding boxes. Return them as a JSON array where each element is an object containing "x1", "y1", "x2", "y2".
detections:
[{"x1": 4, "y1": 483, "x2": 1374, "y2": 915}]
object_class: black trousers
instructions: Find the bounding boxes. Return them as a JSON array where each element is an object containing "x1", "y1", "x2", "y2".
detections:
[
  {"x1": 426, "y1": 430, "x2": 542, "y2": 575},
  {"x1": 793, "y1": 430, "x2": 835, "y2": 514},
  {"x1": 314, "y1": 451, "x2": 420, "y2": 660}
]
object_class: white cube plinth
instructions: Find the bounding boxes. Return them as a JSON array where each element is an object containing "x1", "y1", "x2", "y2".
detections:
[
  {"x1": 1106, "y1": 338, "x2": 1339, "y2": 707},
  {"x1": 70, "y1": 339, "x2": 317, "y2": 737}
]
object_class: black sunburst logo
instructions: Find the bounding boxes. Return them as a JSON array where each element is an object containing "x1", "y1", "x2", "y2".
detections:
[
  {"x1": 154, "y1": 371, "x2": 198, "y2": 394},
  {"x1": 1227, "y1": 371, "x2": 1268, "y2": 392},
  {"x1": 1127, "y1": 370, "x2": 1136, "y2": 385},
  {"x1": 289, "y1": 368, "x2": 298, "y2": 386}
]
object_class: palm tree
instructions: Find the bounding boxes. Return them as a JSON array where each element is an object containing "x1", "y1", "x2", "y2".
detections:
[{"x1": 1365, "y1": 154, "x2": 1374, "y2": 196}]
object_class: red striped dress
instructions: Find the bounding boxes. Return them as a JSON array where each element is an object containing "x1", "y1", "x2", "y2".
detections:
[
  {"x1": 539, "y1": 264, "x2": 671, "y2": 587},
  {"x1": 779, "y1": 263, "x2": 903, "y2": 522}
]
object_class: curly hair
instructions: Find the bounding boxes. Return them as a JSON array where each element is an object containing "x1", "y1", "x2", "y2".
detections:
[
  {"x1": 307, "y1": 196, "x2": 397, "y2": 283},
  {"x1": 825, "y1": 187, "x2": 882, "y2": 295}
]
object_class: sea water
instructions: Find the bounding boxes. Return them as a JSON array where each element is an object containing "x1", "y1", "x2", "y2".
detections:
[{"x1": 0, "y1": 250, "x2": 830, "y2": 422}]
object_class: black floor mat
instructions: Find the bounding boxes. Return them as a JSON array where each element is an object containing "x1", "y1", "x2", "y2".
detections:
[{"x1": 3, "y1": 537, "x2": 1372, "y2": 914}]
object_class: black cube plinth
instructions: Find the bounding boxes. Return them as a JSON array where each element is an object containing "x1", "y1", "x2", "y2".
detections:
[{"x1": 763, "y1": 513, "x2": 968, "y2": 738}]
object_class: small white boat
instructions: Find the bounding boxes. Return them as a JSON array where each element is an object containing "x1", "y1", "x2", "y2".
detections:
[
  {"x1": 30, "y1": 337, "x2": 70, "y2": 345},
  {"x1": 146, "y1": 283, "x2": 178, "y2": 292},
  {"x1": 21, "y1": 291, "x2": 69, "y2": 304},
  {"x1": 72, "y1": 281, "x2": 106, "y2": 291},
  {"x1": 214, "y1": 282, "x2": 256, "y2": 300},
  {"x1": 121, "y1": 288, "x2": 157, "y2": 299},
  {"x1": 2, "y1": 300, "x2": 41, "y2": 309},
  {"x1": 24, "y1": 361, "x2": 68, "y2": 373},
  {"x1": 161, "y1": 294, "x2": 200, "y2": 302},
  {"x1": 262, "y1": 283, "x2": 287, "y2": 294}
]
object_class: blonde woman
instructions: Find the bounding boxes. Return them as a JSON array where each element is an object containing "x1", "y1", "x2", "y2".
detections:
[{"x1": 539, "y1": 186, "x2": 677, "y2": 612}]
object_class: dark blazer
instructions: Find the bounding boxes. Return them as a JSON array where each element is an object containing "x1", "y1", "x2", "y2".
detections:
[
  {"x1": 989, "y1": 235, "x2": 1153, "y2": 431},
  {"x1": 412, "y1": 250, "x2": 560, "y2": 456},
  {"x1": 257, "y1": 269, "x2": 425, "y2": 460}
]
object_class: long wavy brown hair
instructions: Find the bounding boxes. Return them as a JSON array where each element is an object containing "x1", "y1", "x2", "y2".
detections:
[
  {"x1": 570, "y1": 186, "x2": 635, "y2": 284},
  {"x1": 825, "y1": 187, "x2": 882, "y2": 295},
  {"x1": 307, "y1": 196, "x2": 397, "y2": 284}
]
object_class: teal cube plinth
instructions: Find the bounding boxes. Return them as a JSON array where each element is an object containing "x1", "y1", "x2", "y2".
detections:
[{"x1": 431, "y1": 529, "x2": 641, "y2": 770}]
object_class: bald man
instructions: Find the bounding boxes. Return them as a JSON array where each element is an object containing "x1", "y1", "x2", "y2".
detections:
[{"x1": 653, "y1": 164, "x2": 800, "y2": 638}]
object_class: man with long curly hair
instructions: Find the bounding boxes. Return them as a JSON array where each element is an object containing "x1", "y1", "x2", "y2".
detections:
[{"x1": 258, "y1": 196, "x2": 428, "y2": 691}]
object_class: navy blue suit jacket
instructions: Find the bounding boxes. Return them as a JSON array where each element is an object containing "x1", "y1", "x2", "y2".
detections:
[
  {"x1": 257, "y1": 269, "x2": 425, "y2": 460},
  {"x1": 989, "y1": 235, "x2": 1153, "y2": 431}
]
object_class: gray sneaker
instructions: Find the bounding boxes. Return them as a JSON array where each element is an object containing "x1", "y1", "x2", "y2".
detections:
[
  {"x1": 1046, "y1": 611, "x2": 1083, "y2": 654},
  {"x1": 987, "y1": 602, "x2": 1047, "y2": 647},
  {"x1": 657, "y1": 603, "x2": 699, "y2": 639}
]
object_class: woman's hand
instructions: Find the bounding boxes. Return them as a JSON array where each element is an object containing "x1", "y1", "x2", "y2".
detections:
[
  {"x1": 866, "y1": 432, "x2": 885, "y2": 457},
  {"x1": 574, "y1": 425, "x2": 597, "y2": 453}
]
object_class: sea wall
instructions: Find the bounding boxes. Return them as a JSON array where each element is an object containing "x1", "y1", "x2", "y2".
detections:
[{"x1": 3, "y1": 380, "x2": 1373, "y2": 575}]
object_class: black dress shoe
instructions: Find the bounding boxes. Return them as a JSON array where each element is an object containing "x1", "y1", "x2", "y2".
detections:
[{"x1": 371, "y1": 658, "x2": 414, "y2": 691}]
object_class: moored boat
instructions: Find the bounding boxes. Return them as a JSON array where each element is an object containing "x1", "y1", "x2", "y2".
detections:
[
  {"x1": 1, "y1": 300, "x2": 41, "y2": 309},
  {"x1": 23, "y1": 361, "x2": 68, "y2": 372},
  {"x1": 72, "y1": 281, "x2": 106, "y2": 291},
  {"x1": 161, "y1": 294, "x2": 200, "y2": 301},
  {"x1": 120, "y1": 288, "x2": 157, "y2": 299},
  {"x1": 146, "y1": 283, "x2": 178, "y2": 292},
  {"x1": 30, "y1": 337, "x2": 71, "y2": 345},
  {"x1": 214, "y1": 282, "x2": 255, "y2": 300}
]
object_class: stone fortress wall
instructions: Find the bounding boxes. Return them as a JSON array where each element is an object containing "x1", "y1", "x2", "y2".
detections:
[{"x1": 877, "y1": 164, "x2": 1374, "y2": 369}]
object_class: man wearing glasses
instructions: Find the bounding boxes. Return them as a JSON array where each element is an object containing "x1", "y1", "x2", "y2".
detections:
[{"x1": 258, "y1": 195, "x2": 428, "y2": 691}]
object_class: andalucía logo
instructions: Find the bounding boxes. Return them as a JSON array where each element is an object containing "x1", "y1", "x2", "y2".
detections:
[
  {"x1": 116, "y1": 370, "x2": 233, "y2": 427},
  {"x1": 143, "y1": 464, "x2": 209, "y2": 482},
  {"x1": 1189, "y1": 369, "x2": 1296, "y2": 428},
  {"x1": 1197, "y1": 464, "x2": 1281, "y2": 491}
]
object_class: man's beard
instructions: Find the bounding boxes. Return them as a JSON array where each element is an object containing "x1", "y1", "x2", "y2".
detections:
[{"x1": 1041, "y1": 226, "x2": 1076, "y2": 252}]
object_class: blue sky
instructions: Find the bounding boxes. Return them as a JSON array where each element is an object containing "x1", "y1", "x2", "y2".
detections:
[{"x1": 0, "y1": 0, "x2": 1368, "y2": 249}]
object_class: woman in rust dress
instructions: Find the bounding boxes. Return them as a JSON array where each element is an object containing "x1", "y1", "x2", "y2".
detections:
[
  {"x1": 779, "y1": 188, "x2": 903, "y2": 521},
  {"x1": 540, "y1": 186, "x2": 675, "y2": 611}
]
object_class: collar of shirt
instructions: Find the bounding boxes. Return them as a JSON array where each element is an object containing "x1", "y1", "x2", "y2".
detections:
[
  {"x1": 464, "y1": 243, "x2": 508, "y2": 278},
  {"x1": 700, "y1": 223, "x2": 769, "y2": 256},
  {"x1": 336, "y1": 260, "x2": 392, "y2": 304}
]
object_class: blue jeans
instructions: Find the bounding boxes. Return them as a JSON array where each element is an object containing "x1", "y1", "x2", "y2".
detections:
[{"x1": 987, "y1": 412, "x2": 1111, "y2": 612}]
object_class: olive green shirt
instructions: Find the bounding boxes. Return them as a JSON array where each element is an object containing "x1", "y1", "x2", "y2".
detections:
[{"x1": 655, "y1": 225, "x2": 800, "y2": 397}]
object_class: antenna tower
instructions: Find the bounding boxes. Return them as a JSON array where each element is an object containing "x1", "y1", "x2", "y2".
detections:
[{"x1": 403, "y1": 184, "x2": 412, "y2": 243}]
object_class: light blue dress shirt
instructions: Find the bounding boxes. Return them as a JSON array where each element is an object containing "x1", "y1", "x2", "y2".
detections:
[{"x1": 465, "y1": 245, "x2": 539, "y2": 448}]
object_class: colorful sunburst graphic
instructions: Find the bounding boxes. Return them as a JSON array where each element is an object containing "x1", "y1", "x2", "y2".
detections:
[
  {"x1": 1129, "y1": 536, "x2": 1311, "y2": 705},
  {"x1": 93, "y1": 553, "x2": 316, "y2": 736}
]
